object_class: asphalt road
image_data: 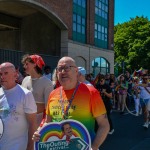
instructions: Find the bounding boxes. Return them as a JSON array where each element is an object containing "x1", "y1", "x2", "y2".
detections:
[{"x1": 100, "y1": 109, "x2": 150, "y2": 150}]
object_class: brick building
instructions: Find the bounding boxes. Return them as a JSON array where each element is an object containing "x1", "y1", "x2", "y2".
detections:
[{"x1": 0, "y1": 0, "x2": 114, "y2": 76}]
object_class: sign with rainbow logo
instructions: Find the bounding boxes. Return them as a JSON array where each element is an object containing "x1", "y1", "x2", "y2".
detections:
[
  {"x1": 0, "y1": 117, "x2": 3, "y2": 140},
  {"x1": 34, "y1": 119, "x2": 91, "y2": 150}
]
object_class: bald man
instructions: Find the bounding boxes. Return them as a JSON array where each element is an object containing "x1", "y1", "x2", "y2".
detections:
[
  {"x1": 0, "y1": 62, "x2": 37, "y2": 150},
  {"x1": 33, "y1": 57, "x2": 109, "y2": 150}
]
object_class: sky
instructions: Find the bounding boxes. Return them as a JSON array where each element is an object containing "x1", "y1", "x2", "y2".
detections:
[{"x1": 115, "y1": 0, "x2": 150, "y2": 25}]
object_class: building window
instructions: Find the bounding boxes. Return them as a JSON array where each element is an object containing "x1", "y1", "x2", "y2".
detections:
[
  {"x1": 73, "y1": 0, "x2": 86, "y2": 43},
  {"x1": 92, "y1": 57, "x2": 110, "y2": 76},
  {"x1": 94, "y1": 0, "x2": 108, "y2": 49}
]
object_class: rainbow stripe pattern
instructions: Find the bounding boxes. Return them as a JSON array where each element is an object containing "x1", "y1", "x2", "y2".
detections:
[{"x1": 34, "y1": 119, "x2": 91, "y2": 150}]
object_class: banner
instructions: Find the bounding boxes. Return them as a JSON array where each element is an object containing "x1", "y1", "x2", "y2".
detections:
[{"x1": 34, "y1": 119, "x2": 91, "y2": 150}]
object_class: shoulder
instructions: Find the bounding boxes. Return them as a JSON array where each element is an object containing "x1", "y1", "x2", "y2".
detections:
[
  {"x1": 22, "y1": 76, "x2": 31, "y2": 85},
  {"x1": 17, "y1": 84, "x2": 32, "y2": 94},
  {"x1": 79, "y1": 83, "x2": 99, "y2": 94},
  {"x1": 41, "y1": 76, "x2": 52, "y2": 83}
]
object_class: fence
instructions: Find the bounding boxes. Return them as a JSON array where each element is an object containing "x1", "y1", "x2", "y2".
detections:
[{"x1": 0, "y1": 49, "x2": 60, "y2": 72}]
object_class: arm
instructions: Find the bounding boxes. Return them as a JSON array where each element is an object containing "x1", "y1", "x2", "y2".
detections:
[
  {"x1": 92, "y1": 114, "x2": 110, "y2": 150},
  {"x1": 26, "y1": 113, "x2": 37, "y2": 150},
  {"x1": 103, "y1": 91, "x2": 112, "y2": 99},
  {"x1": 32, "y1": 115, "x2": 52, "y2": 142}
]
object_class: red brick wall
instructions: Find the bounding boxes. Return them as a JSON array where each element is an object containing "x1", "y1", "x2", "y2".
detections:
[
  {"x1": 38, "y1": 0, "x2": 73, "y2": 39},
  {"x1": 87, "y1": 0, "x2": 95, "y2": 45},
  {"x1": 108, "y1": 0, "x2": 114, "y2": 50},
  {"x1": 37, "y1": 0, "x2": 114, "y2": 49}
]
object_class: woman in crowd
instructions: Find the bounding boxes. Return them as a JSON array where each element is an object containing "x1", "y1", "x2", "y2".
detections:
[{"x1": 116, "y1": 74, "x2": 128, "y2": 114}]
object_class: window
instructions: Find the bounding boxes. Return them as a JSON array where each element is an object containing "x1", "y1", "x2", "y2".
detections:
[
  {"x1": 73, "y1": 0, "x2": 87, "y2": 43},
  {"x1": 92, "y1": 57, "x2": 110, "y2": 76},
  {"x1": 94, "y1": 0, "x2": 108, "y2": 49}
]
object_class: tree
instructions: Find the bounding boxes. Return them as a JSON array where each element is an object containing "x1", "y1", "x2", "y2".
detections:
[{"x1": 114, "y1": 16, "x2": 150, "y2": 73}]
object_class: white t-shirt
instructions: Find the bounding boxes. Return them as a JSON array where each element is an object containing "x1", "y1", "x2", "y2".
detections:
[
  {"x1": 0, "y1": 84, "x2": 37, "y2": 150},
  {"x1": 139, "y1": 86, "x2": 150, "y2": 99}
]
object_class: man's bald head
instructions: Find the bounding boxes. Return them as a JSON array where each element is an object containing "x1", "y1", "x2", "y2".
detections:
[
  {"x1": 57, "y1": 57, "x2": 76, "y2": 67},
  {"x1": 0, "y1": 62, "x2": 17, "y2": 89},
  {"x1": 0, "y1": 62, "x2": 16, "y2": 71}
]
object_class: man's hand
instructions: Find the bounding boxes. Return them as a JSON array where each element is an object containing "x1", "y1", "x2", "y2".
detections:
[{"x1": 32, "y1": 131, "x2": 41, "y2": 142}]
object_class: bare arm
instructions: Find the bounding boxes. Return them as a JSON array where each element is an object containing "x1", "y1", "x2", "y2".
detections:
[
  {"x1": 103, "y1": 91, "x2": 112, "y2": 99},
  {"x1": 26, "y1": 113, "x2": 37, "y2": 150},
  {"x1": 92, "y1": 114, "x2": 109, "y2": 150},
  {"x1": 32, "y1": 115, "x2": 52, "y2": 142}
]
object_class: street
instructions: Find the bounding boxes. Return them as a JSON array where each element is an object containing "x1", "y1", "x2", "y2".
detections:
[{"x1": 100, "y1": 110, "x2": 150, "y2": 150}]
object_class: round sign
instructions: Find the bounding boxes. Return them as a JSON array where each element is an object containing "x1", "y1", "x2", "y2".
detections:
[{"x1": 0, "y1": 117, "x2": 4, "y2": 140}]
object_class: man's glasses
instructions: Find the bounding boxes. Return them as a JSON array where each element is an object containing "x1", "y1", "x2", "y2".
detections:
[{"x1": 56, "y1": 66, "x2": 76, "y2": 72}]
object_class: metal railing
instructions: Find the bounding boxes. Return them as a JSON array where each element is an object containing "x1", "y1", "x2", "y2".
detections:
[{"x1": 0, "y1": 49, "x2": 60, "y2": 72}]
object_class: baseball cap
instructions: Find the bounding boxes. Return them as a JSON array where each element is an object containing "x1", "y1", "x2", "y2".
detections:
[{"x1": 78, "y1": 67, "x2": 86, "y2": 76}]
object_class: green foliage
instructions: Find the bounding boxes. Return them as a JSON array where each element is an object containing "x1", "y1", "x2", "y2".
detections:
[{"x1": 114, "y1": 16, "x2": 150, "y2": 73}]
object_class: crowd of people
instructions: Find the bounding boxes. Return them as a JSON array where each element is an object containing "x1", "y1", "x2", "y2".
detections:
[{"x1": 0, "y1": 54, "x2": 150, "y2": 150}]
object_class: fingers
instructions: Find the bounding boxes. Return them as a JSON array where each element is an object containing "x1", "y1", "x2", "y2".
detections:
[{"x1": 32, "y1": 132, "x2": 41, "y2": 142}]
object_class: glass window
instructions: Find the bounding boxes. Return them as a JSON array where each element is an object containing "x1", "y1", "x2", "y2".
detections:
[
  {"x1": 95, "y1": 23, "x2": 97, "y2": 30},
  {"x1": 77, "y1": 24, "x2": 81, "y2": 32},
  {"x1": 73, "y1": 0, "x2": 77, "y2": 3},
  {"x1": 77, "y1": 15, "x2": 81, "y2": 24},
  {"x1": 73, "y1": 0, "x2": 86, "y2": 43},
  {"x1": 95, "y1": 7, "x2": 99, "y2": 15},
  {"x1": 96, "y1": 0, "x2": 99, "y2": 7},
  {"x1": 102, "y1": 3, "x2": 105, "y2": 10},
  {"x1": 82, "y1": 18, "x2": 85, "y2": 25},
  {"x1": 73, "y1": 14, "x2": 76, "y2": 22},
  {"x1": 95, "y1": 31, "x2": 98, "y2": 38},
  {"x1": 94, "y1": 0, "x2": 108, "y2": 49},
  {"x1": 73, "y1": 23, "x2": 76, "y2": 31},
  {"x1": 98, "y1": 32, "x2": 101, "y2": 39},
  {"x1": 99, "y1": 2, "x2": 102, "y2": 8},
  {"x1": 82, "y1": 26, "x2": 85, "y2": 34},
  {"x1": 92, "y1": 57, "x2": 110, "y2": 77},
  {"x1": 78, "y1": 0, "x2": 82, "y2": 6},
  {"x1": 82, "y1": 0, "x2": 86, "y2": 8}
]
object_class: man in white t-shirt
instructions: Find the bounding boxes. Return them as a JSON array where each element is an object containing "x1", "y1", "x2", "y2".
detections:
[
  {"x1": 139, "y1": 74, "x2": 150, "y2": 128},
  {"x1": 0, "y1": 62, "x2": 37, "y2": 150}
]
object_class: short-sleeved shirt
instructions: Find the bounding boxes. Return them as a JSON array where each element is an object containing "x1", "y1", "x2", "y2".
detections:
[
  {"x1": 0, "y1": 84, "x2": 37, "y2": 150},
  {"x1": 22, "y1": 76, "x2": 54, "y2": 106},
  {"x1": 46, "y1": 83, "x2": 106, "y2": 141}
]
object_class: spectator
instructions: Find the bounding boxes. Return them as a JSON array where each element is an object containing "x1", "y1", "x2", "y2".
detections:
[
  {"x1": 139, "y1": 74, "x2": 150, "y2": 128},
  {"x1": 15, "y1": 66, "x2": 24, "y2": 84},
  {"x1": 116, "y1": 74, "x2": 128, "y2": 114},
  {"x1": 95, "y1": 75, "x2": 114, "y2": 135},
  {"x1": 21, "y1": 54, "x2": 54, "y2": 125},
  {"x1": 0, "y1": 62, "x2": 37, "y2": 150},
  {"x1": 78, "y1": 67, "x2": 93, "y2": 86},
  {"x1": 125, "y1": 71, "x2": 133, "y2": 106},
  {"x1": 43, "y1": 65, "x2": 52, "y2": 80},
  {"x1": 32, "y1": 56, "x2": 109, "y2": 150}
]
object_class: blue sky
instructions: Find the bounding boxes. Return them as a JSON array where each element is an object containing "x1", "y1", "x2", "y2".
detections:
[{"x1": 115, "y1": 0, "x2": 150, "y2": 25}]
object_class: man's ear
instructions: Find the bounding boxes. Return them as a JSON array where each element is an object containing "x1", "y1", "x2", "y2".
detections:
[{"x1": 15, "y1": 70, "x2": 19, "y2": 79}]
